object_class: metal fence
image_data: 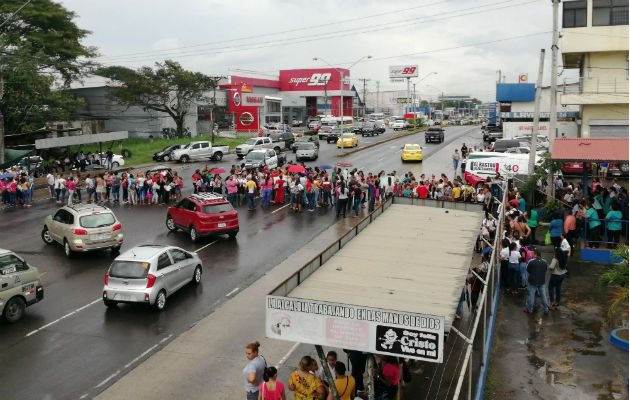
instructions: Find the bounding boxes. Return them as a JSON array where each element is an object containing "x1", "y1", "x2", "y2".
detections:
[{"x1": 563, "y1": 76, "x2": 629, "y2": 95}]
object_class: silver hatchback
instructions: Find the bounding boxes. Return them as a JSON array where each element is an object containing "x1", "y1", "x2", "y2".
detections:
[{"x1": 102, "y1": 245, "x2": 202, "y2": 311}]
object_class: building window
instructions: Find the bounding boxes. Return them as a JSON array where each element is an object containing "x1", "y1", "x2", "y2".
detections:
[
  {"x1": 266, "y1": 101, "x2": 280, "y2": 113},
  {"x1": 593, "y1": 0, "x2": 629, "y2": 26},
  {"x1": 563, "y1": 0, "x2": 587, "y2": 27}
]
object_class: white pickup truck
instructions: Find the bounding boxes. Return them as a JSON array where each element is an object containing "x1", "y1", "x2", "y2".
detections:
[
  {"x1": 171, "y1": 141, "x2": 229, "y2": 163},
  {"x1": 235, "y1": 137, "x2": 289, "y2": 159}
]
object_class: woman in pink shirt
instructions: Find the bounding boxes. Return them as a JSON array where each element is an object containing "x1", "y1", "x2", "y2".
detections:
[
  {"x1": 226, "y1": 175, "x2": 238, "y2": 206},
  {"x1": 258, "y1": 366, "x2": 285, "y2": 400},
  {"x1": 67, "y1": 177, "x2": 76, "y2": 206}
]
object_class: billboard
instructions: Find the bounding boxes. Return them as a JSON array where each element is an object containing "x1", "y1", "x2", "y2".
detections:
[
  {"x1": 389, "y1": 65, "x2": 419, "y2": 78},
  {"x1": 266, "y1": 295, "x2": 445, "y2": 363},
  {"x1": 279, "y1": 69, "x2": 349, "y2": 92}
]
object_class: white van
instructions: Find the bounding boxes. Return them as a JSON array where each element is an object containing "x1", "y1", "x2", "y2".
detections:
[{"x1": 464, "y1": 153, "x2": 540, "y2": 186}]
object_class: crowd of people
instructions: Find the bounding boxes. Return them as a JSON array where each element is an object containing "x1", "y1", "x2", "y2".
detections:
[
  {"x1": 242, "y1": 342, "x2": 404, "y2": 400},
  {"x1": 0, "y1": 172, "x2": 35, "y2": 207}
]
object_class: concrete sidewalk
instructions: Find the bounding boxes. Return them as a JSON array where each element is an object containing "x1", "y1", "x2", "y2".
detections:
[
  {"x1": 486, "y1": 246, "x2": 628, "y2": 400},
  {"x1": 96, "y1": 213, "x2": 367, "y2": 399}
]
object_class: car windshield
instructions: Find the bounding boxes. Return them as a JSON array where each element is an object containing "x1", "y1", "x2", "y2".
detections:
[
  {"x1": 342, "y1": 134, "x2": 354, "y2": 138},
  {"x1": 245, "y1": 138, "x2": 258, "y2": 145},
  {"x1": 297, "y1": 143, "x2": 315, "y2": 150},
  {"x1": 80, "y1": 213, "x2": 116, "y2": 228},
  {"x1": 202, "y1": 203, "x2": 234, "y2": 214},
  {"x1": 246, "y1": 152, "x2": 265, "y2": 160},
  {"x1": 405, "y1": 145, "x2": 420, "y2": 150},
  {"x1": 109, "y1": 261, "x2": 148, "y2": 279},
  {"x1": 298, "y1": 137, "x2": 311, "y2": 142}
]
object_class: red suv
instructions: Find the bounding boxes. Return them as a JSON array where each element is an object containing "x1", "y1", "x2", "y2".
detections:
[{"x1": 166, "y1": 193, "x2": 239, "y2": 242}]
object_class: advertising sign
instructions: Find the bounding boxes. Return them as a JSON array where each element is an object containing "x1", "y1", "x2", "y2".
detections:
[
  {"x1": 232, "y1": 91, "x2": 241, "y2": 107},
  {"x1": 389, "y1": 65, "x2": 419, "y2": 78},
  {"x1": 242, "y1": 93, "x2": 264, "y2": 107},
  {"x1": 238, "y1": 112, "x2": 255, "y2": 127},
  {"x1": 266, "y1": 295, "x2": 445, "y2": 363},
  {"x1": 279, "y1": 69, "x2": 349, "y2": 92},
  {"x1": 518, "y1": 74, "x2": 528, "y2": 83}
]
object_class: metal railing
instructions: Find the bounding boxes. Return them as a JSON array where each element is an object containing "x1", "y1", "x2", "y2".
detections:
[
  {"x1": 563, "y1": 76, "x2": 629, "y2": 95},
  {"x1": 580, "y1": 217, "x2": 629, "y2": 247}
]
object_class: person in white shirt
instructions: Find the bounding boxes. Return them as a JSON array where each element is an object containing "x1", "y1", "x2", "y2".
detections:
[
  {"x1": 314, "y1": 351, "x2": 337, "y2": 384},
  {"x1": 46, "y1": 173, "x2": 55, "y2": 198},
  {"x1": 559, "y1": 233, "x2": 571, "y2": 272}
]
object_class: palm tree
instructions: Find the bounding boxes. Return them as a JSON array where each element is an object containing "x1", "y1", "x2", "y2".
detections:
[{"x1": 599, "y1": 246, "x2": 629, "y2": 327}]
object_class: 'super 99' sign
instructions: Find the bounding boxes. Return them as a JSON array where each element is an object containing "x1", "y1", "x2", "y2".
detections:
[{"x1": 389, "y1": 65, "x2": 419, "y2": 78}]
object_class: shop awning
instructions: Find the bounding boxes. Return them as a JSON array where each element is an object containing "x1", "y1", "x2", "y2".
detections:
[{"x1": 551, "y1": 138, "x2": 629, "y2": 162}]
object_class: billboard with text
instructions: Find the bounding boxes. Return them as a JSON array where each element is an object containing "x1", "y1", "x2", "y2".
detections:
[{"x1": 389, "y1": 65, "x2": 419, "y2": 78}]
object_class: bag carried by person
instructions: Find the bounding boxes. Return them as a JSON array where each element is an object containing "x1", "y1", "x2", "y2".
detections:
[{"x1": 544, "y1": 231, "x2": 552, "y2": 245}]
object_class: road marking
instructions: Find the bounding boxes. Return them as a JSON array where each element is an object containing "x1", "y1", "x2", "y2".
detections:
[
  {"x1": 226, "y1": 287, "x2": 239, "y2": 297},
  {"x1": 124, "y1": 344, "x2": 159, "y2": 369},
  {"x1": 79, "y1": 394, "x2": 88, "y2": 399},
  {"x1": 271, "y1": 204, "x2": 290, "y2": 214},
  {"x1": 40, "y1": 271, "x2": 48, "y2": 277},
  {"x1": 25, "y1": 298, "x2": 101, "y2": 337},
  {"x1": 159, "y1": 333, "x2": 174, "y2": 344},
  {"x1": 276, "y1": 342, "x2": 301, "y2": 368},
  {"x1": 194, "y1": 239, "x2": 218, "y2": 254},
  {"x1": 95, "y1": 370, "x2": 120, "y2": 388}
]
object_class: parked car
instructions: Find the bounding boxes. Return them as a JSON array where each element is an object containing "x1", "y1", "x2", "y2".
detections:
[
  {"x1": 216, "y1": 120, "x2": 231, "y2": 129},
  {"x1": 102, "y1": 245, "x2": 202, "y2": 311},
  {"x1": 308, "y1": 120, "x2": 321, "y2": 130},
  {"x1": 337, "y1": 133, "x2": 359, "y2": 148},
  {"x1": 490, "y1": 139, "x2": 521, "y2": 153},
  {"x1": 291, "y1": 135, "x2": 320, "y2": 152},
  {"x1": 291, "y1": 119, "x2": 303, "y2": 127},
  {"x1": 171, "y1": 141, "x2": 229, "y2": 162},
  {"x1": 401, "y1": 144, "x2": 423, "y2": 162},
  {"x1": 12, "y1": 156, "x2": 44, "y2": 176},
  {"x1": 153, "y1": 144, "x2": 185, "y2": 162},
  {"x1": 295, "y1": 142, "x2": 319, "y2": 161},
  {"x1": 424, "y1": 127, "x2": 445, "y2": 143},
  {"x1": 0, "y1": 249, "x2": 44, "y2": 323},
  {"x1": 166, "y1": 193, "x2": 239, "y2": 241},
  {"x1": 243, "y1": 148, "x2": 286, "y2": 171},
  {"x1": 263, "y1": 130, "x2": 295, "y2": 148},
  {"x1": 41, "y1": 204, "x2": 124, "y2": 258},
  {"x1": 91, "y1": 152, "x2": 125, "y2": 168},
  {"x1": 483, "y1": 125, "x2": 503, "y2": 142}
]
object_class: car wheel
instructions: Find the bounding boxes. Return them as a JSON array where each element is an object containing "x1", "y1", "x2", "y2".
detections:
[
  {"x1": 166, "y1": 215, "x2": 177, "y2": 231},
  {"x1": 181, "y1": 155, "x2": 190, "y2": 163},
  {"x1": 3, "y1": 296, "x2": 26, "y2": 323},
  {"x1": 229, "y1": 230, "x2": 238, "y2": 239},
  {"x1": 192, "y1": 266, "x2": 202, "y2": 285},
  {"x1": 425, "y1": 139, "x2": 429, "y2": 143},
  {"x1": 41, "y1": 226, "x2": 54, "y2": 245},
  {"x1": 64, "y1": 240, "x2": 74, "y2": 258},
  {"x1": 111, "y1": 245, "x2": 121, "y2": 255},
  {"x1": 237, "y1": 155, "x2": 243, "y2": 160},
  {"x1": 189, "y1": 225, "x2": 198, "y2": 242},
  {"x1": 104, "y1": 299, "x2": 118, "y2": 308},
  {"x1": 163, "y1": 155, "x2": 170, "y2": 162},
  {"x1": 213, "y1": 152, "x2": 223, "y2": 161},
  {"x1": 112, "y1": 162, "x2": 120, "y2": 168},
  {"x1": 154, "y1": 290, "x2": 167, "y2": 311}
]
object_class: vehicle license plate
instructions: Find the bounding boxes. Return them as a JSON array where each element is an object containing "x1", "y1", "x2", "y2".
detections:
[
  {"x1": 94, "y1": 233, "x2": 110, "y2": 240},
  {"x1": 116, "y1": 294, "x2": 132, "y2": 301},
  {"x1": 218, "y1": 223, "x2": 226, "y2": 228}
]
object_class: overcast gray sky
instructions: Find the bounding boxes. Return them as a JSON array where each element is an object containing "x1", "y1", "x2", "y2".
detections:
[{"x1": 58, "y1": 0, "x2": 568, "y2": 102}]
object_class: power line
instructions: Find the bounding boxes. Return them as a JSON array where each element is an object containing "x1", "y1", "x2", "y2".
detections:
[{"x1": 0, "y1": 0, "x2": 33, "y2": 31}]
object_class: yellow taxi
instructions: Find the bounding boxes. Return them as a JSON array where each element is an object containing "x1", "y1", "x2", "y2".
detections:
[
  {"x1": 401, "y1": 144, "x2": 423, "y2": 162},
  {"x1": 337, "y1": 133, "x2": 359, "y2": 148}
]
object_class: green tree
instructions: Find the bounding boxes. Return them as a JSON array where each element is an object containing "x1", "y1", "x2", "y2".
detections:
[
  {"x1": 0, "y1": 0, "x2": 95, "y2": 155},
  {"x1": 97, "y1": 61, "x2": 222, "y2": 138}
]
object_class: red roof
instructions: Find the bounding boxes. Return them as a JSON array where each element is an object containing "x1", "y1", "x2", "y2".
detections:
[{"x1": 551, "y1": 138, "x2": 629, "y2": 162}]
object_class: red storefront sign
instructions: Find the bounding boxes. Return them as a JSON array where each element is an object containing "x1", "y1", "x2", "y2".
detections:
[{"x1": 279, "y1": 68, "x2": 350, "y2": 92}]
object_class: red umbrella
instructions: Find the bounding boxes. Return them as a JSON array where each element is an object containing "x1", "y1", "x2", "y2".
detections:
[
  {"x1": 288, "y1": 165, "x2": 306, "y2": 173},
  {"x1": 210, "y1": 168, "x2": 227, "y2": 174},
  {"x1": 336, "y1": 161, "x2": 353, "y2": 167}
]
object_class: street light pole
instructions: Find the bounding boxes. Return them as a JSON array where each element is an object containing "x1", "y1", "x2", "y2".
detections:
[{"x1": 313, "y1": 55, "x2": 371, "y2": 151}]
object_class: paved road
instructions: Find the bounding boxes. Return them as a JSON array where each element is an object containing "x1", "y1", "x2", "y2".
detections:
[{"x1": 0, "y1": 125, "x2": 482, "y2": 399}]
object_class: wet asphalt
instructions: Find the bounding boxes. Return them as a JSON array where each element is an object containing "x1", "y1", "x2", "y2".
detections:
[{"x1": 0, "y1": 125, "x2": 482, "y2": 399}]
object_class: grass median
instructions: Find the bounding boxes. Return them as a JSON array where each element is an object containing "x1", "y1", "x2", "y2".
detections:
[{"x1": 68, "y1": 135, "x2": 248, "y2": 166}]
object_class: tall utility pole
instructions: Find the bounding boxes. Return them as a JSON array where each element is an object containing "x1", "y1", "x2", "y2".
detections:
[
  {"x1": 375, "y1": 81, "x2": 380, "y2": 112},
  {"x1": 406, "y1": 77, "x2": 411, "y2": 118},
  {"x1": 529, "y1": 49, "x2": 545, "y2": 176},
  {"x1": 413, "y1": 83, "x2": 417, "y2": 129},
  {"x1": 357, "y1": 78, "x2": 370, "y2": 117},
  {"x1": 548, "y1": 0, "x2": 560, "y2": 197},
  {"x1": 0, "y1": 67, "x2": 4, "y2": 164}
]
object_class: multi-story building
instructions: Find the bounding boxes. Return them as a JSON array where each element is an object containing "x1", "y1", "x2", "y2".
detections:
[{"x1": 560, "y1": 0, "x2": 629, "y2": 137}]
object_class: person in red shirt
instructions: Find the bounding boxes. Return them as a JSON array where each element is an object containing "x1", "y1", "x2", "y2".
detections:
[{"x1": 415, "y1": 181, "x2": 429, "y2": 199}]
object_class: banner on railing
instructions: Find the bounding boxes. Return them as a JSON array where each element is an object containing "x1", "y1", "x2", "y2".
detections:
[{"x1": 266, "y1": 295, "x2": 445, "y2": 363}]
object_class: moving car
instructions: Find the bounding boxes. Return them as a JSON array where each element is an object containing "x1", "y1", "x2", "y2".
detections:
[
  {"x1": 375, "y1": 120, "x2": 386, "y2": 134},
  {"x1": 291, "y1": 135, "x2": 320, "y2": 152},
  {"x1": 391, "y1": 119, "x2": 406, "y2": 131},
  {"x1": 172, "y1": 141, "x2": 229, "y2": 162},
  {"x1": 102, "y1": 245, "x2": 202, "y2": 311},
  {"x1": 235, "y1": 137, "x2": 275, "y2": 159},
  {"x1": 308, "y1": 120, "x2": 321, "y2": 131},
  {"x1": 337, "y1": 133, "x2": 359, "y2": 148},
  {"x1": 0, "y1": 249, "x2": 44, "y2": 323},
  {"x1": 295, "y1": 142, "x2": 319, "y2": 161},
  {"x1": 166, "y1": 193, "x2": 239, "y2": 241},
  {"x1": 401, "y1": 144, "x2": 423, "y2": 162},
  {"x1": 355, "y1": 121, "x2": 378, "y2": 137},
  {"x1": 41, "y1": 204, "x2": 124, "y2": 258},
  {"x1": 424, "y1": 127, "x2": 445, "y2": 143},
  {"x1": 152, "y1": 144, "x2": 185, "y2": 162}
]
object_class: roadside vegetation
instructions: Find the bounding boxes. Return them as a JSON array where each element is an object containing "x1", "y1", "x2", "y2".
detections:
[{"x1": 599, "y1": 245, "x2": 629, "y2": 327}]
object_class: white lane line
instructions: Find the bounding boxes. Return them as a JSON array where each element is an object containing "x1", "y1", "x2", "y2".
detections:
[
  {"x1": 159, "y1": 333, "x2": 174, "y2": 344},
  {"x1": 25, "y1": 298, "x2": 101, "y2": 337},
  {"x1": 124, "y1": 344, "x2": 159, "y2": 369},
  {"x1": 95, "y1": 370, "x2": 120, "y2": 388},
  {"x1": 226, "y1": 287, "x2": 239, "y2": 297},
  {"x1": 194, "y1": 239, "x2": 218, "y2": 253},
  {"x1": 271, "y1": 204, "x2": 290, "y2": 214},
  {"x1": 79, "y1": 394, "x2": 88, "y2": 399},
  {"x1": 276, "y1": 342, "x2": 301, "y2": 368}
]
